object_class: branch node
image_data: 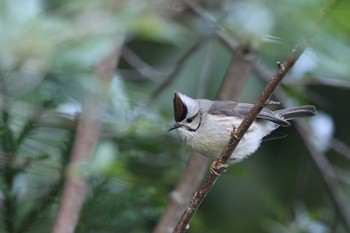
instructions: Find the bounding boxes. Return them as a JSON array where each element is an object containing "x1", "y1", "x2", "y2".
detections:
[
  {"x1": 265, "y1": 100, "x2": 280, "y2": 106},
  {"x1": 277, "y1": 61, "x2": 284, "y2": 73},
  {"x1": 169, "y1": 0, "x2": 342, "y2": 231}
]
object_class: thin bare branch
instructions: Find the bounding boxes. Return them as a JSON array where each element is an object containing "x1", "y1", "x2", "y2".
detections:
[
  {"x1": 147, "y1": 38, "x2": 205, "y2": 106},
  {"x1": 121, "y1": 46, "x2": 170, "y2": 79},
  {"x1": 118, "y1": 69, "x2": 164, "y2": 81},
  {"x1": 332, "y1": 164, "x2": 350, "y2": 185},
  {"x1": 153, "y1": 40, "x2": 217, "y2": 233},
  {"x1": 154, "y1": 21, "x2": 257, "y2": 233},
  {"x1": 167, "y1": 0, "x2": 342, "y2": 231},
  {"x1": 331, "y1": 138, "x2": 350, "y2": 160},
  {"x1": 294, "y1": 121, "x2": 350, "y2": 232},
  {"x1": 184, "y1": 0, "x2": 239, "y2": 50},
  {"x1": 253, "y1": 63, "x2": 335, "y2": 109},
  {"x1": 153, "y1": 153, "x2": 209, "y2": 233},
  {"x1": 50, "y1": 40, "x2": 124, "y2": 233},
  {"x1": 310, "y1": 76, "x2": 350, "y2": 89},
  {"x1": 285, "y1": 75, "x2": 350, "y2": 89},
  {"x1": 217, "y1": 45, "x2": 257, "y2": 100},
  {"x1": 254, "y1": 60, "x2": 350, "y2": 233},
  {"x1": 173, "y1": 43, "x2": 305, "y2": 233}
]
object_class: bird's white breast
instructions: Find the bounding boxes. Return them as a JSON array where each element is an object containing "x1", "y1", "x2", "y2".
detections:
[{"x1": 188, "y1": 114, "x2": 277, "y2": 163}]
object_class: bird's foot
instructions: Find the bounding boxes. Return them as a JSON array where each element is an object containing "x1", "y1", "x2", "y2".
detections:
[{"x1": 210, "y1": 161, "x2": 229, "y2": 176}]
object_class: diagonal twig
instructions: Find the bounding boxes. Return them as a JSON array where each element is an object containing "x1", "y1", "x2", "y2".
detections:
[
  {"x1": 331, "y1": 137, "x2": 350, "y2": 160},
  {"x1": 184, "y1": 0, "x2": 239, "y2": 51},
  {"x1": 253, "y1": 67, "x2": 350, "y2": 232},
  {"x1": 253, "y1": 47, "x2": 350, "y2": 231},
  {"x1": 170, "y1": 0, "x2": 341, "y2": 231},
  {"x1": 153, "y1": 40, "x2": 216, "y2": 233},
  {"x1": 173, "y1": 43, "x2": 305, "y2": 233},
  {"x1": 147, "y1": 38, "x2": 206, "y2": 106},
  {"x1": 295, "y1": 121, "x2": 350, "y2": 231},
  {"x1": 127, "y1": 38, "x2": 206, "y2": 134},
  {"x1": 154, "y1": 33, "x2": 257, "y2": 232},
  {"x1": 121, "y1": 46, "x2": 170, "y2": 79}
]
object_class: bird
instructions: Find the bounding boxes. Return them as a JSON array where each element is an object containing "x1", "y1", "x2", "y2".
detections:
[{"x1": 169, "y1": 91, "x2": 316, "y2": 165}]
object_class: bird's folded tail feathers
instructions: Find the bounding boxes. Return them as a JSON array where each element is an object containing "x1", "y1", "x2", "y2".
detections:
[{"x1": 275, "y1": 105, "x2": 317, "y2": 120}]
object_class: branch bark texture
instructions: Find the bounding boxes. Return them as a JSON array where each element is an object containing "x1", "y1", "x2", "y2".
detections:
[
  {"x1": 160, "y1": 0, "x2": 341, "y2": 232},
  {"x1": 50, "y1": 42, "x2": 123, "y2": 233},
  {"x1": 254, "y1": 65, "x2": 350, "y2": 232},
  {"x1": 153, "y1": 23, "x2": 257, "y2": 233},
  {"x1": 173, "y1": 45, "x2": 305, "y2": 233}
]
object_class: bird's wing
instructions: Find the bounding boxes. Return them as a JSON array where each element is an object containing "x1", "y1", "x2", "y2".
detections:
[{"x1": 208, "y1": 101, "x2": 290, "y2": 127}]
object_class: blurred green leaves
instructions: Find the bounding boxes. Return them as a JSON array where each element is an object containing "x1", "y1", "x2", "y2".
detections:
[
  {"x1": 0, "y1": 0, "x2": 186, "y2": 232},
  {"x1": 0, "y1": 0, "x2": 349, "y2": 232}
]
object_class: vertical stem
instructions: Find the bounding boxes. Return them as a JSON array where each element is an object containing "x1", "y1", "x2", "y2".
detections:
[{"x1": 50, "y1": 42, "x2": 123, "y2": 233}]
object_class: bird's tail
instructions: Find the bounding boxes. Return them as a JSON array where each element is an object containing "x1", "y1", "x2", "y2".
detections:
[{"x1": 275, "y1": 105, "x2": 317, "y2": 120}]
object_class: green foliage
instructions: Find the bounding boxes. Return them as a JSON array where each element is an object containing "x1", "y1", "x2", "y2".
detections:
[
  {"x1": 0, "y1": 0, "x2": 185, "y2": 232},
  {"x1": 0, "y1": 0, "x2": 350, "y2": 232}
]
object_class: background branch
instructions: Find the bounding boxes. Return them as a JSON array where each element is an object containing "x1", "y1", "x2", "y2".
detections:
[
  {"x1": 147, "y1": 38, "x2": 205, "y2": 106},
  {"x1": 184, "y1": 0, "x2": 239, "y2": 50},
  {"x1": 50, "y1": 41, "x2": 124, "y2": 233},
  {"x1": 1, "y1": 0, "x2": 346, "y2": 232},
  {"x1": 153, "y1": 12, "x2": 258, "y2": 233},
  {"x1": 331, "y1": 137, "x2": 350, "y2": 160},
  {"x1": 295, "y1": 121, "x2": 350, "y2": 232},
  {"x1": 159, "y1": 0, "x2": 342, "y2": 231},
  {"x1": 121, "y1": 46, "x2": 169, "y2": 79},
  {"x1": 171, "y1": 0, "x2": 342, "y2": 231},
  {"x1": 253, "y1": 61, "x2": 350, "y2": 232},
  {"x1": 173, "y1": 42, "x2": 305, "y2": 233}
]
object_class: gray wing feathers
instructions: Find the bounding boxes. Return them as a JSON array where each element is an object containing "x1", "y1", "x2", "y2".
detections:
[
  {"x1": 208, "y1": 101, "x2": 291, "y2": 127},
  {"x1": 274, "y1": 105, "x2": 316, "y2": 120}
]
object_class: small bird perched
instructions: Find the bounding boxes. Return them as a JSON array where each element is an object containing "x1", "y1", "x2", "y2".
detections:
[{"x1": 169, "y1": 92, "x2": 316, "y2": 164}]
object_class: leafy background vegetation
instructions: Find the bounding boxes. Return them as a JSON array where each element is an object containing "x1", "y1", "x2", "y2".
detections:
[{"x1": 0, "y1": 0, "x2": 350, "y2": 232}]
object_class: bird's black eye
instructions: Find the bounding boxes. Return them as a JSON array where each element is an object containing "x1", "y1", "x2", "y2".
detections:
[{"x1": 186, "y1": 117, "x2": 194, "y2": 123}]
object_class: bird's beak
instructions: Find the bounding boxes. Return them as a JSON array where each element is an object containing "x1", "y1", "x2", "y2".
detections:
[{"x1": 168, "y1": 122, "x2": 181, "y2": 132}]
